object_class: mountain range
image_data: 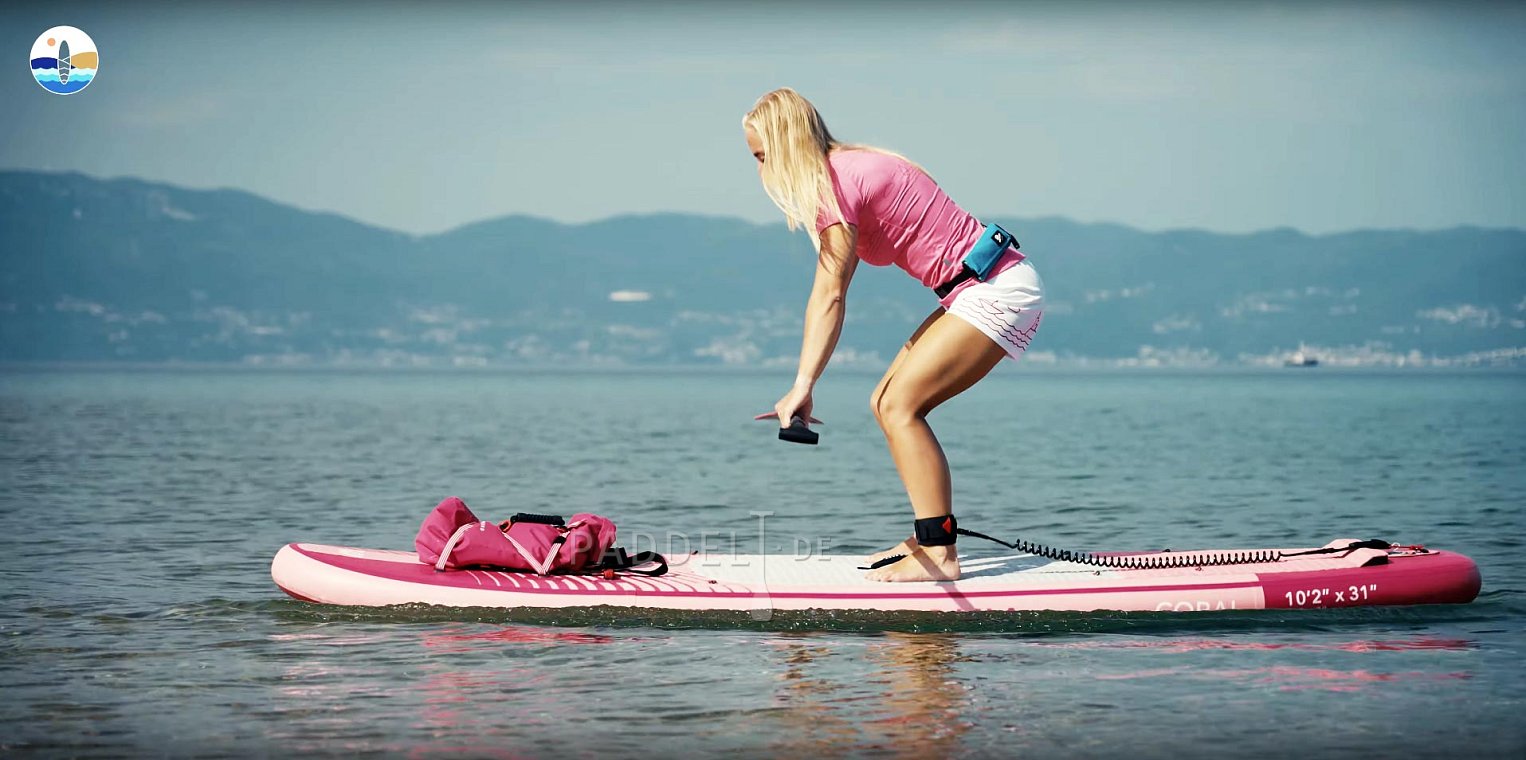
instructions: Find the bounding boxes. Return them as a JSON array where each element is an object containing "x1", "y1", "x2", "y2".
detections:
[{"x1": 2, "y1": 170, "x2": 1523, "y2": 368}]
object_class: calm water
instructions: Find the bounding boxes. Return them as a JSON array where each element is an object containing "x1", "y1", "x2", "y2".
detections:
[{"x1": 1, "y1": 367, "x2": 1522, "y2": 757}]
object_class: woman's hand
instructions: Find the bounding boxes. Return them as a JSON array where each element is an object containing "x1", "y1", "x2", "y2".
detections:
[{"x1": 773, "y1": 383, "x2": 815, "y2": 429}]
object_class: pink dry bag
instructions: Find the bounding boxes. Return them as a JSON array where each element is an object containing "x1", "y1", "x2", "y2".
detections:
[{"x1": 415, "y1": 496, "x2": 661, "y2": 576}]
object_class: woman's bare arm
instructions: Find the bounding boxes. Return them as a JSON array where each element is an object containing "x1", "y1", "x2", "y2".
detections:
[{"x1": 793, "y1": 223, "x2": 859, "y2": 390}]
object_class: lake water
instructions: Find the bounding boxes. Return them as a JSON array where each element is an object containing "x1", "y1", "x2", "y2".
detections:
[{"x1": 1, "y1": 367, "x2": 1522, "y2": 757}]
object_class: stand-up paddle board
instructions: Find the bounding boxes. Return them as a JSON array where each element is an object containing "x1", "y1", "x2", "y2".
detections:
[{"x1": 272, "y1": 538, "x2": 1479, "y2": 613}]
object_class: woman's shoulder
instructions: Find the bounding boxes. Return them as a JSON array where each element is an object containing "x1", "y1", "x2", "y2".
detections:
[
  {"x1": 830, "y1": 146, "x2": 910, "y2": 169},
  {"x1": 829, "y1": 147, "x2": 914, "y2": 184}
]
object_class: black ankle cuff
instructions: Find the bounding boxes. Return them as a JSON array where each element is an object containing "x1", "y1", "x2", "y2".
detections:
[{"x1": 914, "y1": 514, "x2": 958, "y2": 546}]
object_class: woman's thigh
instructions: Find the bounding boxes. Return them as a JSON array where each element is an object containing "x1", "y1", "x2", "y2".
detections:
[
  {"x1": 871, "y1": 306, "x2": 945, "y2": 411},
  {"x1": 875, "y1": 312, "x2": 1007, "y2": 421}
]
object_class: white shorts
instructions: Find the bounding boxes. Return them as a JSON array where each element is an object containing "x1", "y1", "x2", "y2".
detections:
[{"x1": 945, "y1": 259, "x2": 1044, "y2": 360}]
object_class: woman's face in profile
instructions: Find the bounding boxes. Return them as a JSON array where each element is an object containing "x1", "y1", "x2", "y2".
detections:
[{"x1": 745, "y1": 126, "x2": 765, "y2": 178}]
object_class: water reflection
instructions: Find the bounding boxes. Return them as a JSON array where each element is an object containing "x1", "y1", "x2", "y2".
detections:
[
  {"x1": 420, "y1": 626, "x2": 616, "y2": 653},
  {"x1": 765, "y1": 634, "x2": 857, "y2": 755},
  {"x1": 381, "y1": 626, "x2": 979, "y2": 755},
  {"x1": 1061, "y1": 635, "x2": 1478, "y2": 693},
  {"x1": 764, "y1": 632, "x2": 972, "y2": 756},
  {"x1": 266, "y1": 626, "x2": 1486, "y2": 753},
  {"x1": 409, "y1": 627, "x2": 590, "y2": 758},
  {"x1": 1034, "y1": 636, "x2": 1477, "y2": 654}
]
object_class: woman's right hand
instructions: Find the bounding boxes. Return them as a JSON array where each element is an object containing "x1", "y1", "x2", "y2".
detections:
[{"x1": 772, "y1": 384, "x2": 816, "y2": 429}]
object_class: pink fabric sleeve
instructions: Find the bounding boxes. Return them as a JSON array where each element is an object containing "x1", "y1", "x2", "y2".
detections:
[{"x1": 814, "y1": 166, "x2": 861, "y2": 234}]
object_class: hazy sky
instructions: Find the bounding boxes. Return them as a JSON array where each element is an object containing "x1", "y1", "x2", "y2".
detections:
[{"x1": 5, "y1": 1, "x2": 1524, "y2": 235}]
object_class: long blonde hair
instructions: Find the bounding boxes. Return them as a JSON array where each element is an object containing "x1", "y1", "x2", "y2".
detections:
[{"x1": 742, "y1": 87, "x2": 924, "y2": 251}]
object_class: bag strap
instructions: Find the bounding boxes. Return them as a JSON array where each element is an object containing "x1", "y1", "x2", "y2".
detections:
[
  {"x1": 508, "y1": 512, "x2": 565, "y2": 526},
  {"x1": 500, "y1": 518, "x2": 584, "y2": 575},
  {"x1": 438, "y1": 517, "x2": 666, "y2": 577},
  {"x1": 435, "y1": 522, "x2": 476, "y2": 571},
  {"x1": 589, "y1": 547, "x2": 669, "y2": 577},
  {"x1": 504, "y1": 533, "x2": 566, "y2": 575}
]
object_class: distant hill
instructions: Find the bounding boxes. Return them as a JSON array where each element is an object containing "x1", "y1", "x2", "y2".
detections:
[{"x1": 2, "y1": 170, "x2": 1523, "y2": 367}]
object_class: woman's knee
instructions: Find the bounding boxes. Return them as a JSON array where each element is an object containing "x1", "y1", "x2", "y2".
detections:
[
  {"x1": 873, "y1": 386, "x2": 923, "y2": 429},
  {"x1": 869, "y1": 375, "x2": 895, "y2": 423}
]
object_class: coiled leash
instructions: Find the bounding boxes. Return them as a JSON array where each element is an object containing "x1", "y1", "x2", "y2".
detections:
[{"x1": 861, "y1": 515, "x2": 1394, "y2": 571}]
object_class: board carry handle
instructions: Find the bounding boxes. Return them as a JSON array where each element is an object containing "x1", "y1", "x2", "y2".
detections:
[{"x1": 593, "y1": 547, "x2": 669, "y2": 577}]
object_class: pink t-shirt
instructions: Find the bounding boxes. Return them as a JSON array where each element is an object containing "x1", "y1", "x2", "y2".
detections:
[{"x1": 814, "y1": 149, "x2": 1024, "y2": 308}]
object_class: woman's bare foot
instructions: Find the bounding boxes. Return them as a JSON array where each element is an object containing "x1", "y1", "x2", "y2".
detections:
[
  {"x1": 864, "y1": 545, "x2": 960, "y2": 582},
  {"x1": 867, "y1": 536, "x2": 919, "y2": 566}
]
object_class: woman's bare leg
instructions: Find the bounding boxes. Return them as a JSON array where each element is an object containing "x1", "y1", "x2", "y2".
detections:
[
  {"x1": 866, "y1": 313, "x2": 1007, "y2": 582},
  {"x1": 865, "y1": 307, "x2": 944, "y2": 565}
]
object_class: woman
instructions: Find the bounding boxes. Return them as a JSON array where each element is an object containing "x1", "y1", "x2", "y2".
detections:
[{"x1": 744, "y1": 88, "x2": 1044, "y2": 583}]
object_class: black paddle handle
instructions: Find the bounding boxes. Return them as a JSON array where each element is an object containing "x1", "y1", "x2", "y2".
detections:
[{"x1": 779, "y1": 416, "x2": 818, "y2": 445}]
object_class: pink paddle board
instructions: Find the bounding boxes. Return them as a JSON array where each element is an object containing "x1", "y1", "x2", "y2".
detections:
[{"x1": 271, "y1": 538, "x2": 1480, "y2": 613}]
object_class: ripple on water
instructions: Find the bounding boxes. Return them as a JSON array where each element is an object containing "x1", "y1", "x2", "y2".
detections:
[{"x1": 0, "y1": 368, "x2": 1522, "y2": 756}]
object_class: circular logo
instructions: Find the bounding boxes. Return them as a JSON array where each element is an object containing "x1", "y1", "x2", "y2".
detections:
[{"x1": 31, "y1": 26, "x2": 98, "y2": 95}]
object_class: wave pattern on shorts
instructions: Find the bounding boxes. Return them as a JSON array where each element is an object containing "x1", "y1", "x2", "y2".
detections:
[{"x1": 954, "y1": 297, "x2": 1041, "y2": 354}]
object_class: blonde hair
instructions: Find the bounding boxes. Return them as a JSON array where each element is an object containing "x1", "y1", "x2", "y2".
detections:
[{"x1": 742, "y1": 87, "x2": 925, "y2": 251}]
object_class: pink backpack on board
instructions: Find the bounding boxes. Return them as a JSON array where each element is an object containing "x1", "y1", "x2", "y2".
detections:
[{"x1": 415, "y1": 496, "x2": 664, "y2": 576}]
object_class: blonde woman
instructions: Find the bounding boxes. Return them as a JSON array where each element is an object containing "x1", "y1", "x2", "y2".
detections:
[{"x1": 745, "y1": 87, "x2": 1044, "y2": 583}]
